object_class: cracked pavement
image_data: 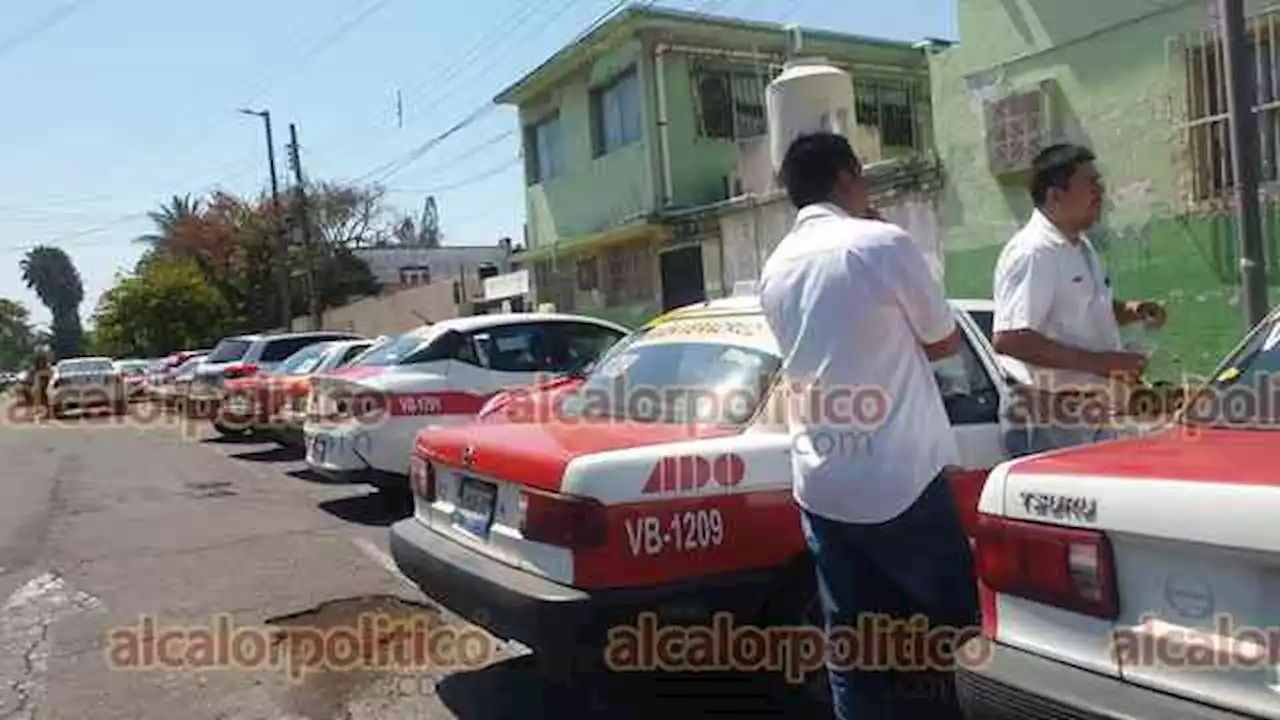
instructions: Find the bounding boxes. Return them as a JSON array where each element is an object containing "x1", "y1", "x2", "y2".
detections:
[{"x1": 0, "y1": 409, "x2": 822, "y2": 719}]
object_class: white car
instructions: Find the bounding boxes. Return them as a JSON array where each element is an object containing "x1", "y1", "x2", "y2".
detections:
[
  {"x1": 386, "y1": 291, "x2": 1027, "y2": 693},
  {"x1": 955, "y1": 307, "x2": 1280, "y2": 719},
  {"x1": 49, "y1": 356, "x2": 127, "y2": 416},
  {"x1": 303, "y1": 313, "x2": 629, "y2": 492}
]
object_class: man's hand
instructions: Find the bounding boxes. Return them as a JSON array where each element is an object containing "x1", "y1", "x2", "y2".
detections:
[
  {"x1": 1089, "y1": 350, "x2": 1147, "y2": 383},
  {"x1": 1121, "y1": 299, "x2": 1167, "y2": 329}
]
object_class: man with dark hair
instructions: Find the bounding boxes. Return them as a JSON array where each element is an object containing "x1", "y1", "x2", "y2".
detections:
[
  {"x1": 993, "y1": 143, "x2": 1166, "y2": 456},
  {"x1": 759, "y1": 132, "x2": 977, "y2": 718}
]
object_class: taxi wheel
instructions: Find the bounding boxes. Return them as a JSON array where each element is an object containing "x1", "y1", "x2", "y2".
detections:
[{"x1": 212, "y1": 418, "x2": 249, "y2": 436}]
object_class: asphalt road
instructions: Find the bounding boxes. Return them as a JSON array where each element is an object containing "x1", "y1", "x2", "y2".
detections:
[{"x1": 0, "y1": 405, "x2": 824, "y2": 720}]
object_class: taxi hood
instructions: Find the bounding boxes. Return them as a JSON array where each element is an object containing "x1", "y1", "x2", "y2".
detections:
[{"x1": 416, "y1": 420, "x2": 739, "y2": 492}]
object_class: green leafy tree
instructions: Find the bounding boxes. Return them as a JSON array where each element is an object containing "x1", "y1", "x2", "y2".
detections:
[
  {"x1": 90, "y1": 259, "x2": 234, "y2": 357},
  {"x1": 19, "y1": 246, "x2": 84, "y2": 359},
  {"x1": 0, "y1": 299, "x2": 35, "y2": 371}
]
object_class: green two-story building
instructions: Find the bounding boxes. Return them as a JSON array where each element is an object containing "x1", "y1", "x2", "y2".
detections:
[{"x1": 494, "y1": 4, "x2": 936, "y2": 328}]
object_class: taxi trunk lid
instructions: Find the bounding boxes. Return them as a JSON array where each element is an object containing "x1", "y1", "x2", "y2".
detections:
[{"x1": 1002, "y1": 426, "x2": 1280, "y2": 718}]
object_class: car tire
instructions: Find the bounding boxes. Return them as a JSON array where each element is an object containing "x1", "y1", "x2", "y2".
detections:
[{"x1": 212, "y1": 420, "x2": 246, "y2": 437}]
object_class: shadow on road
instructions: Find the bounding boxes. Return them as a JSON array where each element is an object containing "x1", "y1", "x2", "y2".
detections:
[
  {"x1": 317, "y1": 492, "x2": 410, "y2": 526},
  {"x1": 286, "y1": 468, "x2": 343, "y2": 484},
  {"x1": 202, "y1": 433, "x2": 260, "y2": 444},
  {"x1": 435, "y1": 655, "x2": 823, "y2": 719},
  {"x1": 230, "y1": 445, "x2": 303, "y2": 463}
]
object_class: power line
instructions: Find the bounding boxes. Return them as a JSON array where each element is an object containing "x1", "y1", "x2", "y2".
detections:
[
  {"x1": 0, "y1": 0, "x2": 95, "y2": 59},
  {"x1": 303, "y1": 0, "x2": 571, "y2": 168},
  {"x1": 348, "y1": 0, "x2": 643, "y2": 187},
  {"x1": 386, "y1": 156, "x2": 520, "y2": 194},
  {"x1": 17, "y1": 0, "x2": 398, "y2": 217}
]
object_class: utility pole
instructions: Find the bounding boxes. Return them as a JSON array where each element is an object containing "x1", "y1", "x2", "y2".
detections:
[
  {"x1": 287, "y1": 123, "x2": 322, "y2": 331},
  {"x1": 1220, "y1": 0, "x2": 1270, "y2": 327},
  {"x1": 238, "y1": 108, "x2": 290, "y2": 329}
]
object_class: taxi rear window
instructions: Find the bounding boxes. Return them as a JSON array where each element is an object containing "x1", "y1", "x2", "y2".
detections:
[{"x1": 560, "y1": 313, "x2": 780, "y2": 426}]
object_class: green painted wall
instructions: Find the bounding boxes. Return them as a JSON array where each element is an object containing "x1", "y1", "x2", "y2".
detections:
[
  {"x1": 521, "y1": 39, "x2": 655, "y2": 249},
  {"x1": 931, "y1": 0, "x2": 1279, "y2": 382},
  {"x1": 517, "y1": 18, "x2": 933, "y2": 250}
]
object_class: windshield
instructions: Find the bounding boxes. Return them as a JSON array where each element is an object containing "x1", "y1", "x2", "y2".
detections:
[
  {"x1": 1182, "y1": 311, "x2": 1280, "y2": 428},
  {"x1": 175, "y1": 356, "x2": 206, "y2": 374},
  {"x1": 57, "y1": 359, "x2": 113, "y2": 373},
  {"x1": 207, "y1": 338, "x2": 252, "y2": 363},
  {"x1": 559, "y1": 315, "x2": 781, "y2": 425},
  {"x1": 115, "y1": 361, "x2": 149, "y2": 375},
  {"x1": 352, "y1": 329, "x2": 438, "y2": 366},
  {"x1": 275, "y1": 342, "x2": 329, "y2": 375}
]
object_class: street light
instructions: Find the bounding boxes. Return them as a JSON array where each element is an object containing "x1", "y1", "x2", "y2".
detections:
[{"x1": 239, "y1": 108, "x2": 290, "y2": 328}]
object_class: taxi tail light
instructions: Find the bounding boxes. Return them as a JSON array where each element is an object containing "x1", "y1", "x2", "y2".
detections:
[
  {"x1": 409, "y1": 457, "x2": 436, "y2": 502},
  {"x1": 518, "y1": 489, "x2": 606, "y2": 549},
  {"x1": 971, "y1": 513, "x2": 1118, "y2": 621},
  {"x1": 223, "y1": 363, "x2": 258, "y2": 379}
]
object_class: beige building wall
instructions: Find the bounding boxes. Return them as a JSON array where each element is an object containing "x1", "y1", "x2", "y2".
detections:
[{"x1": 290, "y1": 273, "x2": 485, "y2": 336}]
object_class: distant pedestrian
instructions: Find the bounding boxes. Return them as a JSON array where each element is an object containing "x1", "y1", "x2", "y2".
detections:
[
  {"x1": 758, "y1": 131, "x2": 978, "y2": 719},
  {"x1": 992, "y1": 143, "x2": 1166, "y2": 456}
]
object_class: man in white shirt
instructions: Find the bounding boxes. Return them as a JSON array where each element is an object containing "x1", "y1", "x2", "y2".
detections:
[
  {"x1": 759, "y1": 132, "x2": 976, "y2": 719},
  {"x1": 992, "y1": 144, "x2": 1166, "y2": 456}
]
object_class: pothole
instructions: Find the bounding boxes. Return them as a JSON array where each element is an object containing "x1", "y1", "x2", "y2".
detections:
[
  {"x1": 262, "y1": 595, "x2": 506, "y2": 719},
  {"x1": 182, "y1": 481, "x2": 237, "y2": 498}
]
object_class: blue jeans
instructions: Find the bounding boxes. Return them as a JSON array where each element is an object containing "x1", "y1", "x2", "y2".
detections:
[
  {"x1": 801, "y1": 473, "x2": 978, "y2": 719},
  {"x1": 1003, "y1": 424, "x2": 1118, "y2": 458}
]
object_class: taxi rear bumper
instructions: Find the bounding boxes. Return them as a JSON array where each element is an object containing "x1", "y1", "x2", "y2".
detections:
[
  {"x1": 389, "y1": 518, "x2": 783, "y2": 674},
  {"x1": 956, "y1": 639, "x2": 1259, "y2": 720}
]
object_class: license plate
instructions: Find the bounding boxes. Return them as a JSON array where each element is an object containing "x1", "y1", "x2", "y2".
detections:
[
  {"x1": 453, "y1": 477, "x2": 496, "y2": 539},
  {"x1": 308, "y1": 434, "x2": 332, "y2": 464}
]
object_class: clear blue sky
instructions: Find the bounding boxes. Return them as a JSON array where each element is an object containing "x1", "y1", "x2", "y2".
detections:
[{"x1": 0, "y1": 0, "x2": 955, "y2": 329}]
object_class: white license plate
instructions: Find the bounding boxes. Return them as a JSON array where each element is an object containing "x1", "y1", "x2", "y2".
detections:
[
  {"x1": 454, "y1": 478, "x2": 496, "y2": 539},
  {"x1": 308, "y1": 434, "x2": 342, "y2": 464}
]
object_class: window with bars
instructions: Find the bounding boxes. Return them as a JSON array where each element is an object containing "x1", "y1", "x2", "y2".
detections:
[
  {"x1": 982, "y1": 88, "x2": 1047, "y2": 175},
  {"x1": 602, "y1": 243, "x2": 652, "y2": 306},
  {"x1": 1180, "y1": 20, "x2": 1280, "y2": 201},
  {"x1": 534, "y1": 260, "x2": 575, "y2": 312},
  {"x1": 693, "y1": 63, "x2": 771, "y2": 140},
  {"x1": 855, "y1": 77, "x2": 923, "y2": 150}
]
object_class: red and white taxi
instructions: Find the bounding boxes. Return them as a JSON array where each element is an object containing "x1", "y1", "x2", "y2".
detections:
[
  {"x1": 955, "y1": 310, "x2": 1280, "y2": 720},
  {"x1": 303, "y1": 313, "x2": 628, "y2": 490},
  {"x1": 388, "y1": 292, "x2": 1019, "y2": 683}
]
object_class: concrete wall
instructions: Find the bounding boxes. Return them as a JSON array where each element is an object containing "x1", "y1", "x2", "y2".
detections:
[
  {"x1": 930, "y1": 0, "x2": 1280, "y2": 381},
  {"x1": 290, "y1": 273, "x2": 485, "y2": 336}
]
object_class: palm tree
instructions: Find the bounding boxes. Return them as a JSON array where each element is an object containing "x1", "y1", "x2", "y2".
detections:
[
  {"x1": 20, "y1": 246, "x2": 85, "y2": 360},
  {"x1": 134, "y1": 194, "x2": 202, "y2": 247}
]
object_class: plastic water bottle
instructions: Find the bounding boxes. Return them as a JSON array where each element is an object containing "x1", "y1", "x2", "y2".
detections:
[{"x1": 1121, "y1": 319, "x2": 1161, "y2": 359}]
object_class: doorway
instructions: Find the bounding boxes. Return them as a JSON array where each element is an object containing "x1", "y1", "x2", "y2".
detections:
[{"x1": 659, "y1": 244, "x2": 706, "y2": 311}]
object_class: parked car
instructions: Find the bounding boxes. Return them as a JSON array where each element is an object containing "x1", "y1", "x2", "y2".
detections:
[
  {"x1": 49, "y1": 356, "x2": 127, "y2": 416},
  {"x1": 156, "y1": 354, "x2": 207, "y2": 408},
  {"x1": 218, "y1": 338, "x2": 376, "y2": 443},
  {"x1": 952, "y1": 305, "x2": 1279, "y2": 720},
  {"x1": 113, "y1": 358, "x2": 153, "y2": 401},
  {"x1": 189, "y1": 330, "x2": 361, "y2": 432},
  {"x1": 386, "y1": 292, "x2": 1020, "y2": 690},
  {"x1": 303, "y1": 313, "x2": 628, "y2": 496},
  {"x1": 148, "y1": 349, "x2": 210, "y2": 400}
]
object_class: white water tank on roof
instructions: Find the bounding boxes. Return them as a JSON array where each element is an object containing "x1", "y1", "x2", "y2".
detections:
[{"x1": 767, "y1": 57, "x2": 856, "y2": 174}]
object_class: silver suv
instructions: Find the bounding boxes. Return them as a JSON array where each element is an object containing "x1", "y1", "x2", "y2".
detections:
[{"x1": 189, "y1": 330, "x2": 361, "y2": 405}]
